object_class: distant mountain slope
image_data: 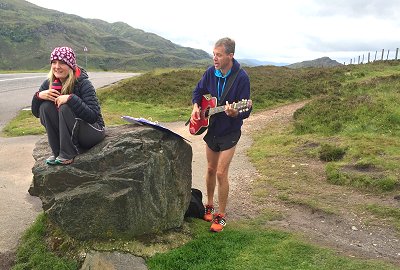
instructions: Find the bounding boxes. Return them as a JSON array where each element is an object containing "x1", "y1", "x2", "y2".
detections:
[
  {"x1": 0, "y1": 0, "x2": 211, "y2": 71},
  {"x1": 238, "y1": 58, "x2": 289, "y2": 67},
  {"x1": 286, "y1": 57, "x2": 342, "y2": 69}
]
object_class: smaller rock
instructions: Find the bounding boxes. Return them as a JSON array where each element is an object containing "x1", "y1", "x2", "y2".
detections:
[{"x1": 80, "y1": 251, "x2": 147, "y2": 270}]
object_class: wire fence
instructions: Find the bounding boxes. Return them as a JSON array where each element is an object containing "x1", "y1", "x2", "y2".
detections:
[{"x1": 345, "y1": 48, "x2": 399, "y2": 65}]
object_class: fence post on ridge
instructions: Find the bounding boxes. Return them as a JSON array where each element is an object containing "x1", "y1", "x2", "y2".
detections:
[
  {"x1": 367, "y1": 52, "x2": 370, "y2": 63},
  {"x1": 396, "y1": 48, "x2": 399, "y2": 60},
  {"x1": 381, "y1": 49, "x2": 384, "y2": 60}
]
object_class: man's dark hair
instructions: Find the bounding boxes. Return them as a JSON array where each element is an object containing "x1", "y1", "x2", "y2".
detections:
[{"x1": 215, "y1": 37, "x2": 235, "y2": 55}]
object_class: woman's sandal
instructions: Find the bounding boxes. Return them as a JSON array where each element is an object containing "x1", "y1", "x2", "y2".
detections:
[{"x1": 55, "y1": 157, "x2": 74, "y2": 165}]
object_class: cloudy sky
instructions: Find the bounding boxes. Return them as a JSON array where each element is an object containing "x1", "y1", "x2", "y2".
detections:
[{"x1": 27, "y1": 0, "x2": 400, "y2": 65}]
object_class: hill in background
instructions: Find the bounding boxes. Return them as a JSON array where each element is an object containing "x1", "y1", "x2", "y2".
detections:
[
  {"x1": 238, "y1": 58, "x2": 289, "y2": 67},
  {"x1": 0, "y1": 0, "x2": 346, "y2": 71},
  {"x1": 239, "y1": 57, "x2": 343, "y2": 68},
  {"x1": 0, "y1": 0, "x2": 211, "y2": 71},
  {"x1": 286, "y1": 56, "x2": 342, "y2": 68}
]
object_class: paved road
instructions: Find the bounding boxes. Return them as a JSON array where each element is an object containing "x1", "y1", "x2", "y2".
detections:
[
  {"x1": 0, "y1": 72, "x2": 140, "y2": 130},
  {"x1": 0, "y1": 72, "x2": 139, "y2": 262}
]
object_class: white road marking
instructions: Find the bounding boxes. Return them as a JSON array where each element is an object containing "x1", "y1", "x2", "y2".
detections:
[{"x1": 0, "y1": 75, "x2": 46, "y2": 82}]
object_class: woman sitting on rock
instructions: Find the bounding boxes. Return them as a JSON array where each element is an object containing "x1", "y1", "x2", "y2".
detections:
[{"x1": 31, "y1": 46, "x2": 105, "y2": 165}]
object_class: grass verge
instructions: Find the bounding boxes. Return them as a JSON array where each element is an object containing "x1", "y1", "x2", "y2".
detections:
[{"x1": 14, "y1": 214, "x2": 398, "y2": 270}]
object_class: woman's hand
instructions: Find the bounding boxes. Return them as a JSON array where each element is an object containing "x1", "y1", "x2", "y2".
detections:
[
  {"x1": 37, "y1": 89, "x2": 60, "y2": 102},
  {"x1": 55, "y1": 94, "x2": 70, "y2": 108}
]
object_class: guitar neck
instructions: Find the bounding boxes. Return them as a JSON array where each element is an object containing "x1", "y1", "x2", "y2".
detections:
[
  {"x1": 208, "y1": 101, "x2": 247, "y2": 117},
  {"x1": 208, "y1": 105, "x2": 226, "y2": 116}
]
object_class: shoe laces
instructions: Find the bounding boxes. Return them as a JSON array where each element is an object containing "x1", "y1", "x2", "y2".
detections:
[
  {"x1": 205, "y1": 205, "x2": 214, "y2": 215},
  {"x1": 213, "y1": 214, "x2": 226, "y2": 225}
]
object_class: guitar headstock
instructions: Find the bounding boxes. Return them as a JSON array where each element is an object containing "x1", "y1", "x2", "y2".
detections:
[{"x1": 234, "y1": 99, "x2": 252, "y2": 112}]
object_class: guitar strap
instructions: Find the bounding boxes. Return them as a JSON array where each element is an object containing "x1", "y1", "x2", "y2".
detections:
[
  {"x1": 204, "y1": 66, "x2": 242, "y2": 128},
  {"x1": 218, "y1": 67, "x2": 242, "y2": 106}
]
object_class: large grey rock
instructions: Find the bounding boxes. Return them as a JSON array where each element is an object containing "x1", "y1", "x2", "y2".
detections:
[{"x1": 29, "y1": 125, "x2": 192, "y2": 240}]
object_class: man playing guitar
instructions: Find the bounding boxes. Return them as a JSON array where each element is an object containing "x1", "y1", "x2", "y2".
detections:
[{"x1": 190, "y1": 37, "x2": 252, "y2": 232}]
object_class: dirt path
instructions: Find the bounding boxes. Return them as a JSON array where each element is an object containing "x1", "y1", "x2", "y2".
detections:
[{"x1": 0, "y1": 135, "x2": 42, "y2": 269}]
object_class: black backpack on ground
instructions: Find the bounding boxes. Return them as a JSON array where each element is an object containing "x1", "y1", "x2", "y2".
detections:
[{"x1": 184, "y1": 188, "x2": 205, "y2": 219}]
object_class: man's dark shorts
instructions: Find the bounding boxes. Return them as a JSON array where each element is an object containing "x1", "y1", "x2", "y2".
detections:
[{"x1": 204, "y1": 130, "x2": 241, "y2": 152}]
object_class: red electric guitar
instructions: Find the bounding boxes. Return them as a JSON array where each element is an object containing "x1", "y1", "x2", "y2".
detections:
[{"x1": 189, "y1": 95, "x2": 252, "y2": 135}]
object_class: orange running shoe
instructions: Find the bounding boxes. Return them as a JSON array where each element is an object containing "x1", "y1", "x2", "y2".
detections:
[
  {"x1": 203, "y1": 205, "x2": 214, "y2": 222},
  {"x1": 210, "y1": 213, "x2": 226, "y2": 232}
]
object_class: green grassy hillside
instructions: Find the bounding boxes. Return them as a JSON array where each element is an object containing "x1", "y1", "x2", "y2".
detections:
[{"x1": 0, "y1": 0, "x2": 210, "y2": 71}]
